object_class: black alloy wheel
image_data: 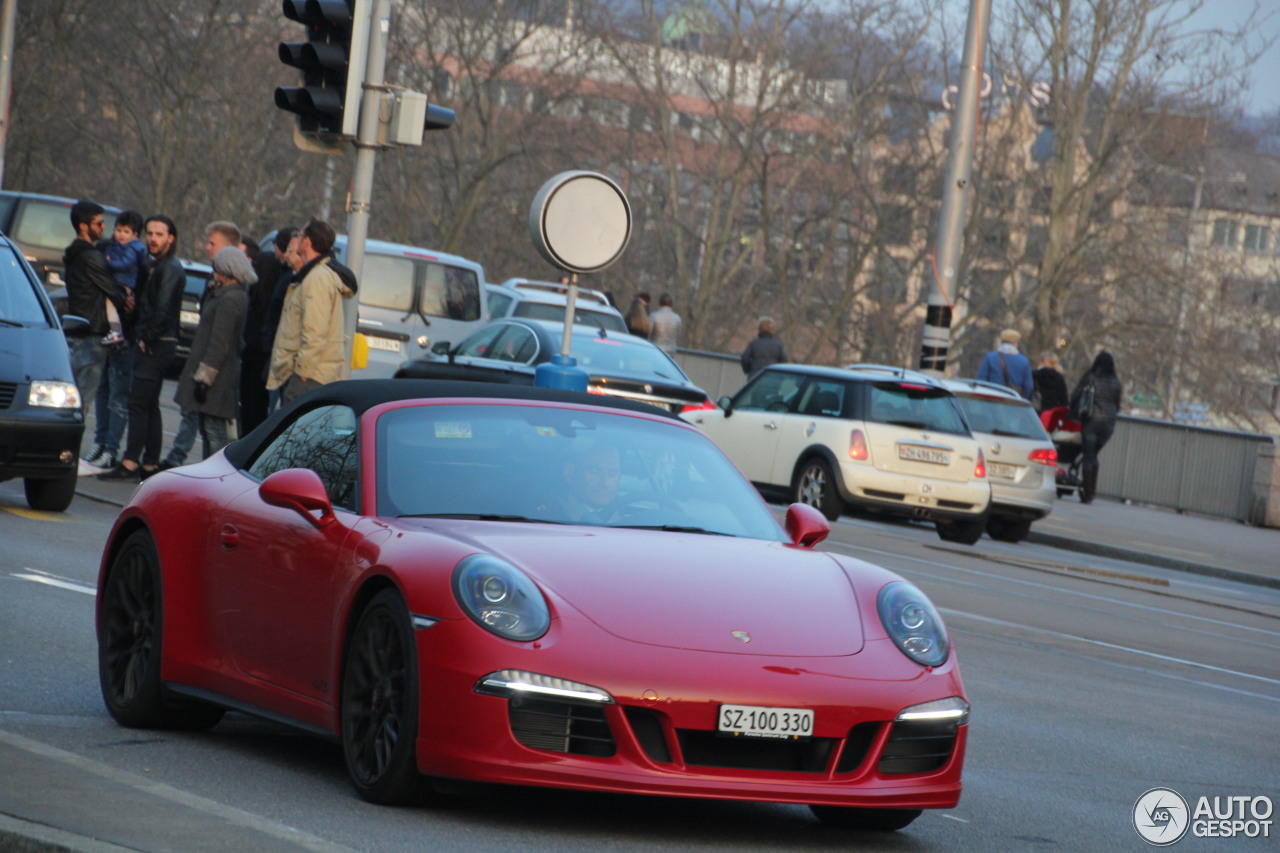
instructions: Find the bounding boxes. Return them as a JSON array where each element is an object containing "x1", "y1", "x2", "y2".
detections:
[
  {"x1": 98, "y1": 530, "x2": 223, "y2": 729},
  {"x1": 808, "y1": 805, "x2": 922, "y2": 831},
  {"x1": 341, "y1": 588, "x2": 427, "y2": 805},
  {"x1": 935, "y1": 517, "x2": 986, "y2": 545},
  {"x1": 794, "y1": 457, "x2": 844, "y2": 521}
]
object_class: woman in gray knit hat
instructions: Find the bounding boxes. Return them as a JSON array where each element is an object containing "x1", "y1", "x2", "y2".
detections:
[{"x1": 172, "y1": 246, "x2": 255, "y2": 460}]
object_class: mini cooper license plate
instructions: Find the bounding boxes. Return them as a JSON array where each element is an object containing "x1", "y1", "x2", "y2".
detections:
[
  {"x1": 718, "y1": 704, "x2": 814, "y2": 739},
  {"x1": 365, "y1": 335, "x2": 403, "y2": 353},
  {"x1": 899, "y1": 444, "x2": 949, "y2": 465}
]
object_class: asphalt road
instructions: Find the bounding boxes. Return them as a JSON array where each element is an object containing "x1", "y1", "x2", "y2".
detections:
[{"x1": 0, "y1": 476, "x2": 1276, "y2": 852}]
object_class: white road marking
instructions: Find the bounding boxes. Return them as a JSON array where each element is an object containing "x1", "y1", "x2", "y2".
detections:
[{"x1": 10, "y1": 571, "x2": 96, "y2": 596}]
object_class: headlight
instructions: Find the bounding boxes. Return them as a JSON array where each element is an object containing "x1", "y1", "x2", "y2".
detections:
[
  {"x1": 877, "y1": 581, "x2": 949, "y2": 667},
  {"x1": 453, "y1": 555, "x2": 550, "y2": 641},
  {"x1": 29, "y1": 380, "x2": 81, "y2": 409}
]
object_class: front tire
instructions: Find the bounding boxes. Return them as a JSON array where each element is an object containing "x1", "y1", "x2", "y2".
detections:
[
  {"x1": 98, "y1": 530, "x2": 223, "y2": 729},
  {"x1": 935, "y1": 517, "x2": 985, "y2": 545},
  {"x1": 986, "y1": 516, "x2": 1032, "y2": 543},
  {"x1": 341, "y1": 588, "x2": 426, "y2": 805},
  {"x1": 25, "y1": 473, "x2": 77, "y2": 512},
  {"x1": 794, "y1": 457, "x2": 844, "y2": 521},
  {"x1": 808, "y1": 805, "x2": 922, "y2": 831}
]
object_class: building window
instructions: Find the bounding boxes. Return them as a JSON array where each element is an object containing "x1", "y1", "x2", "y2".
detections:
[
  {"x1": 1211, "y1": 219, "x2": 1240, "y2": 248},
  {"x1": 1244, "y1": 224, "x2": 1270, "y2": 254}
]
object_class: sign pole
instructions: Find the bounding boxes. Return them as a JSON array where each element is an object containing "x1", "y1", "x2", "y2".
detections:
[{"x1": 918, "y1": 0, "x2": 991, "y2": 377}]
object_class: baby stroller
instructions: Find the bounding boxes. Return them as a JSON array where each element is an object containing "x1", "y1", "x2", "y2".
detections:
[{"x1": 1041, "y1": 406, "x2": 1082, "y2": 498}]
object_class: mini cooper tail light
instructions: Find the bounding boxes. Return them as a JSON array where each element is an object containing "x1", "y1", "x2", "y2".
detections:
[
  {"x1": 849, "y1": 429, "x2": 868, "y2": 461},
  {"x1": 974, "y1": 448, "x2": 986, "y2": 479},
  {"x1": 1028, "y1": 447, "x2": 1057, "y2": 466}
]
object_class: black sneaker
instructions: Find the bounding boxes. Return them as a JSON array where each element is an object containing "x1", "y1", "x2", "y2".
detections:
[
  {"x1": 98, "y1": 463, "x2": 141, "y2": 482},
  {"x1": 82, "y1": 444, "x2": 105, "y2": 463},
  {"x1": 85, "y1": 449, "x2": 116, "y2": 469}
]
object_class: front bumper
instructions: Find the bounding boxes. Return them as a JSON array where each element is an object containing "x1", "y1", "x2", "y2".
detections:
[
  {"x1": 0, "y1": 402, "x2": 84, "y2": 482},
  {"x1": 413, "y1": 621, "x2": 966, "y2": 809}
]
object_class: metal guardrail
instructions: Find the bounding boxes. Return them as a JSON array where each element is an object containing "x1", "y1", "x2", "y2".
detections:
[{"x1": 673, "y1": 349, "x2": 1280, "y2": 527}]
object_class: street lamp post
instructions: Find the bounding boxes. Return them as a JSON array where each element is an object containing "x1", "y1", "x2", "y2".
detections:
[{"x1": 1166, "y1": 166, "x2": 1204, "y2": 420}]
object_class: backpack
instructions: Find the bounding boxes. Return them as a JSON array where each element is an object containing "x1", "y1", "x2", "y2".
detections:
[{"x1": 1070, "y1": 373, "x2": 1097, "y2": 423}]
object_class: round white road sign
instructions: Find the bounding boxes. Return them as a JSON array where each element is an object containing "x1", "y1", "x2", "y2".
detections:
[{"x1": 529, "y1": 171, "x2": 631, "y2": 274}]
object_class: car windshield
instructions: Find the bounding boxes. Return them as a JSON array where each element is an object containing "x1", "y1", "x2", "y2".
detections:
[
  {"x1": 567, "y1": 332, "x2": 689, "y2": 382},
  {"x1": 375, "y1": 403, "x2": 784, "y2": 540},
  {"x1": 0, "y1": 248, "x2": 51, "y2": 326},
  {"x1": 867, "y1": 383, "x2": 970, "y2": 436},
  {"x1": 514, "y1": 301, "x2": 628, "y2": 332},
  {"x1": 954, "y1": 393, "x2": 1047, "y2": 439}
]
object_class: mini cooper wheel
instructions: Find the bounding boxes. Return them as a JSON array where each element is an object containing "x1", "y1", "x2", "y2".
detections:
[
  {"x1": 98, "y1": 530, "x2": 223, "y2": 729},
  {"x1": 809, "y1": 805, "x2": 922, "y2": 831},
  {"x1": 794, "y1": 457, "x2": 843, "y2": 521},
  {"x1": 986, "y1": 516, "x2": 1032, "y2": 543},
  {"x1": 935, "y1": 517, "x2": 985, "y2": 545},
  {"x1": 341, "y1": 588, "x2": 426, "y2": 805}
]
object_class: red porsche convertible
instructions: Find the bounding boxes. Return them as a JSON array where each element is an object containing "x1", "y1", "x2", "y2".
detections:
[{"x1": 96, "y1": 380, "x2": 967, "y2": 831}]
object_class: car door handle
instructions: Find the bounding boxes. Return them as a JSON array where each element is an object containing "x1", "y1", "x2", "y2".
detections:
[
  {"x1": 220, "y1": 524, "x2": 239, "y2": 550},
  {"x1": 764, "y1": 421, "x2": 778, "y2": 430}
]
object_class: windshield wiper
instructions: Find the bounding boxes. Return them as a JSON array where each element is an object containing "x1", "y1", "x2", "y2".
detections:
[
  {"x1": 989, "y1": 428, "x2": 1030, "y2": 437},
  {"x1": 401, "y1": 513, "x2": 563, "y2": 524},
  {"x1": 0, "y1": 318, "x2": 25, "y2": 327},
  {"x1": 612, "y1": 524, "x2": 730, "y2": 535}
]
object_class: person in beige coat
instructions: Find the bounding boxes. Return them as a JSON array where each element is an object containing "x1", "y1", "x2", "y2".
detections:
[{"x1": 267, "y1": 220, "x2": 355, "y2": 404}]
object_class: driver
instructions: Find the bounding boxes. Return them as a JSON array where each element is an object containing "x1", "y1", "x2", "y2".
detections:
[{"x1": 557, "y1": 442, "x2": 622, "y2": 524}]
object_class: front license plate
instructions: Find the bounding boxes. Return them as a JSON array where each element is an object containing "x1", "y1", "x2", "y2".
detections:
[
  {"x1": 365, "y1": 336, "x2": 403, "y2": 353},
  {"x1": 179, "y1": 310, "x2": 200, "y2": 326},
  {"x1": 899, "y1": 444, "x2": 949, "y2": 465},
  {"x1": 718, "y1": 704, "x2": 813, "y2": 739},
  {"x1": 988, "y1": 461, "x2": 1019, "y2": 480}
]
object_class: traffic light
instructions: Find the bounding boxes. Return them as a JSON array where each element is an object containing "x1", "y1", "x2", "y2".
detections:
[{"x1": 275, "y1": 0, "x2": 369, "y2": 140}]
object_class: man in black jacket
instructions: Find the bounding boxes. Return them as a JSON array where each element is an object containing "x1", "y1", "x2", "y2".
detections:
[
  {"x1": 102, "y1": 215, "x2": 185, "y2": 481},
  {"x1": 64, "y1": 200, "x2": 125, "y2": 412}
]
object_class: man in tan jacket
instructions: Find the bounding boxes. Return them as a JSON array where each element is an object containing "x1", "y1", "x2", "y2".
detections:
[{"x1": 267, "y1": 219, "x2": 355, "y2": 404}]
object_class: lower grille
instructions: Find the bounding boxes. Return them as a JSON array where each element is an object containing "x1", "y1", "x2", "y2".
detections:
[
  {"x1": 0, "y1": 382, "x2": 16, "y2": 409},
  {"x1": 677, "y1": 729, "x2": 836, "y2": 773},
  {"x1": 878, "y1": 719, "x2": 958, "y2": 774},
  {"x1": 508, "y1": 696, "x2": 615, "y2": 757}
]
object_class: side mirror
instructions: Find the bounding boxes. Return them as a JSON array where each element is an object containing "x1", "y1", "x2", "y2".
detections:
[
  {"x1": 784, "y1": 502, "x2": 829, "y2": 548},
  {"x1": 431, "y1": 340, "x2": 452, "y2": 356},
  {"x1": 717, "y1": 395, "x2": 733, "y2": 416},
  {"x1": 259, "y1": 468, "x2": 336, "y2": 528},
  {"x1": 60, "y1": 314, "x2": 91, "y2": 336}
]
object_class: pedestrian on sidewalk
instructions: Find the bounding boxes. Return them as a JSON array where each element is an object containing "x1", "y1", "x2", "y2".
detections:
[
  {"x1": 648, "y1": 292, "x2": 682, "y2": 354},
  {"x1": 100, "y1": 215, "x2": 184, "y2": 482},
  {"x1": 168, "y1": 246, "x2": 254, "y2": 462},
  {"x1": 1032, "y1": 350, "x2": 1069, "y2": 413},
  {"x1": 977, "y1": 328, "x2": 1034, "y2": 400},
  {"x1": 1069, "y1": 350, "x2": 1123, "y2": 504},
  {"x1": 740, "y1": 317, "x2": 788, "y2": 377},
  {"x1": 624, "y1": 291, "x2": 651, "y2": 338},
  {"x1": 63, "y1": 200, "x2": 125, "y2": 415}
]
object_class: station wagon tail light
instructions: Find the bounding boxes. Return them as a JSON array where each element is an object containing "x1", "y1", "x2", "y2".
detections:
[
  {"x1": 1028, "y1": 447, "x2": 1057, "y2": 466},
  {"x1": 848, "y1": 428, "x2": 868, "y2": 460},
  {"x1": 974, "y1": 448, "x2": 987, "y2": 478},
  {"x1": 680, "y1": 398, "x2": 717, "y2": 413}
]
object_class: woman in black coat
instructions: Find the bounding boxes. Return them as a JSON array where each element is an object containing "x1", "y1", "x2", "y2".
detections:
[{"x1": 1070, "y1": 350, "x2": 1123, "y2": 504}]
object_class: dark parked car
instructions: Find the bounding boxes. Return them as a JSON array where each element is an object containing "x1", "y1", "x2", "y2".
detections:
[
  {"x1": 0, "y1": 233, "x2": 86, "y2": 511},
  {"x1": 395, "y1": 318, "x2": 712, "y2": 413},
  {"x1": 175, "y1": 259, "x2": 213, "y2": 369}
]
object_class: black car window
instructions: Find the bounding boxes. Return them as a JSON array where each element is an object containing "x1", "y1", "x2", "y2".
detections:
[
  {"x1": 490, "y1": 325, "x2": 538, "y2": 363},
  {"x1": 0, "y1": 248, "x2": 51, "y2": 325},
  {"x1": 457, "y1": 324, "x2": 506, "y2": 359},
  {"x1": 421, "y1": 262, "x2": 482, "y2": 321},
  {"x1": 795, "y1": 380, "x2": 847, "y2": 417},
  {"x1": 734, "y1": 370, "x2": 805, "y2": 412},
  {"x1": 247, "y1": 405, "x2": 359, "y2": 511},
  {"x1": 487, "y1": 290, "x2": 513, "y2": 317},
  {"x1": 867, "y1": 383, "x2": 969, "y2": 436}
]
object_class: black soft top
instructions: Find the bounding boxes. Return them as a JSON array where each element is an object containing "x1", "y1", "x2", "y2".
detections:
[{"x1": 223, "y1": 378, "x2": 678, "y2": 468}]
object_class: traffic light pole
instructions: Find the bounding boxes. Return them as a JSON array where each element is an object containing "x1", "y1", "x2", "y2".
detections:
[
  {"x1": 918, "y1": 0, "x2": 990, "y2": 377},
  {"x1": 342, "y1": 0, "x2": 389, "y2": 375}
]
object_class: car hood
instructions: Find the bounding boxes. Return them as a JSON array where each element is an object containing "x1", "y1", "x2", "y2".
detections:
[
  {"x1": 421, "y1": 521, "x2": 865, "y2": 656},
  {"x1": 0, "y1": 323, "x2": 75, "y2": 383}
]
